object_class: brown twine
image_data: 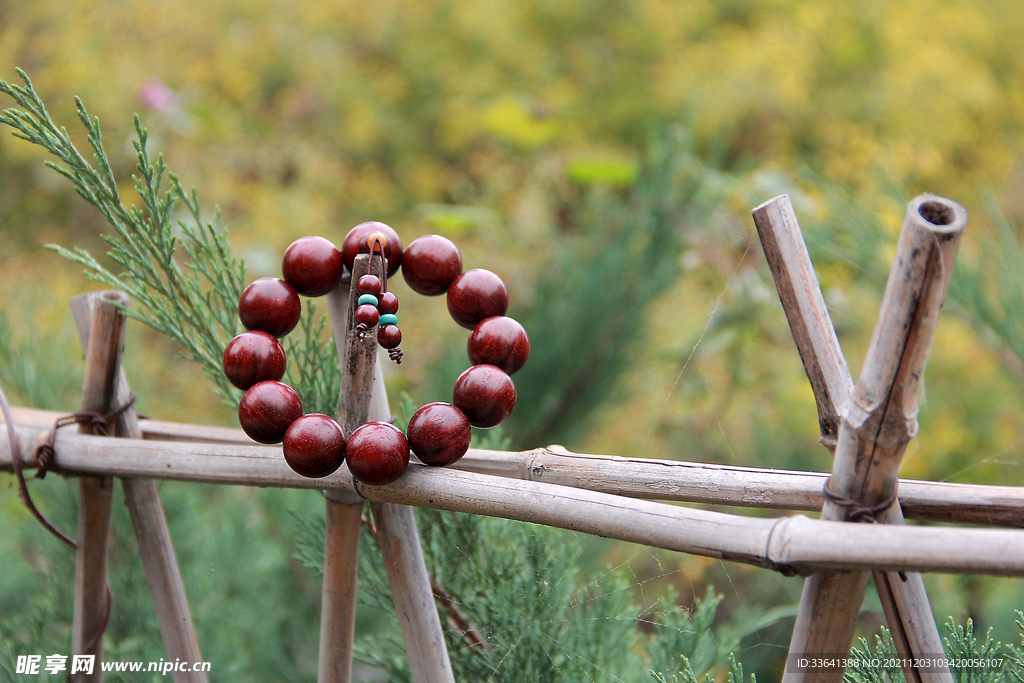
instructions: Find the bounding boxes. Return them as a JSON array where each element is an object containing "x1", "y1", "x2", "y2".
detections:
[
  {"x1": 0, "y1": 384, "x2": 131, "y2": 662},
  {"x1": 35, "y1": 393, "x2": 137, "y2": 479},
  {"x1": 822, "y1": 476, "x2": 898, "y2": 523}
]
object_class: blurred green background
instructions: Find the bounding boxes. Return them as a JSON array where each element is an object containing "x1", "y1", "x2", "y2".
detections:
[{"x1": 1, "y1": 0, "x2": 1023, "y2": 680}]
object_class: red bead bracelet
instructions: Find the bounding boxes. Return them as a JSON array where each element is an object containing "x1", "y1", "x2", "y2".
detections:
[{"x1": 223, "y1": 224, "x2": 530, "y2": 485}]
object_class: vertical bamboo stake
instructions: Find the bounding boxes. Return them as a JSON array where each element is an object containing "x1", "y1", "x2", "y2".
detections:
[
  {"x1": 322, "y1": 252, "x2": 455, "y2": 683},
  {"x1": 71, "y1": 292, "x2": 206, "y2": 683},
  {"x1": 751, "y1": 195, "x2": 853, "y2": 452},
  {"x1": 318, "y1": 270, "x2": 366, "y2": 683},
  {"x1": 781, "y1": 195, "x2": 966, "y2": 682},
  {"x1": 71, "y1": 291, "x2": 127, "y2": 682},
  {"x1": 755, "y1": 196, "x2": 955, "y2": 683},
  {"x1": 753, "y1": 196, "x2": 951, "y2": 675},
  {"x1": 871, "y1": 506, "x2": 951, "y2": 683}
]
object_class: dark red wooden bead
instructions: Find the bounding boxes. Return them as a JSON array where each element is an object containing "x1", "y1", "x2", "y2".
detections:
[
  {"x1": 223, "y1": 330, "x2": 287, "y2": 390},
  {"x1": 378, "y1": 291, "x2": 400, "y2": 314},
  {"x1": 468, "y1": 316, "x2": 530, "y2": 375},
  {"x1": 357, "y1": 274, "x2": 383, "y2": 297},
  {"x1": 283, "y1": 413, "x2": 347, "y2": 478},
  {"x1": 401, "y1": 234, "x2": 463, "y2": 296},
  {"x1": 282, "y1": 236, "x2": 343, "y2": 297},
  {"x1": 407, "y1": 402, "x2": 472, "y2": 467},
  {"x1": 377, "y1": 324, "x2": 402, "y2": 349},
  {"x1": 355, "y1": 304, "x2": 381, "y2": 327},
  {"x1": 446, "y1": 269, "x2": 508, "y2": 330},
  {"x1": 238, "y1": 380, "x2": 303, "y2": 444},
  {"x1": 341, "y1": 222, "x2": 403, "y2": 276},
  {"x1": 346, "y1": 422, "x2": 410, "y2": 485},
  {"x1": 239, "y1": 277, "x2": 301, "y2": 338},
  {"x1": 452, "y1": 364, "x2": 516, "y2": 428}
]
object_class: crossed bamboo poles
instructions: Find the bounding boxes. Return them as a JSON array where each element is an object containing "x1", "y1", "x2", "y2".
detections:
[{"x1": 1, "y1": 193, "x2": 1021, "y2": 682}]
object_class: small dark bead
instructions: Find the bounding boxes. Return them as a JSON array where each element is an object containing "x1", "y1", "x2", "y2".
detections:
[
  {"x1": 282, "y1": 236, "x2": 343, "y2": 297},
  {"x1": 283, "y1": 413, "x2": 347, "y2": 478},
  {"x1": 239, "y1": 278, "x2": 301, "y2": 338},
  {"x1": 377, "y1": 324, "x2": 402, "y2": 349},
  {"x1": 447, "y1": 269, "x2": 508, "y2": 330},
  {"x1": 401, "y1": 234, "x2": 463, "y2": 296},
  {"x1": 452, "y1": 364, "x2": 516, "y2": 428},
  {"x1": 407, "y1": 402, "x2": 471, "y2": 467},
  {"x1": 346, "y1": 422, "x2": 410, "y2": 485},
  {"x1": 357, "y1": 274, "x2": 383, "y2": 297},
  {"x1": 238, "y1": 381, "x2": 303, "y2": 444},
  {"x1": 378, "y1": 291, "x2": 400, "y2": 314},
  {"x1": 223, "y1": 330, "x2": 287, "y2": 390},
  {"x1": 468, "y1": 316, "x2": 530, "y2": 375},
  {"x1": 355, "y1": 304, "x2": 381, "y2": 327},
  {"x1": 341, "y1": 222, "x2": 403, "y2": 276}
]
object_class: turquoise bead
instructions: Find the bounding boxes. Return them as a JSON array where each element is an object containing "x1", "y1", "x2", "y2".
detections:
[
  {"x1": 379, "y1": 313, "x2": 398, "y2": 327},
  {"x1": 357, "y1": 294, "x2": 379, "y2": 307}
]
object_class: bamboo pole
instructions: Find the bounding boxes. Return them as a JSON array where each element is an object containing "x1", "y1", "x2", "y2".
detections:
[
  {"x1": 751, "y1": 194, "x2": 853, "y2": 452},
  {"x1": 318, "y1": 487, "x2": 362, "y2": 683},
  {"x1": 70, "y1": 293, "x2": 206, "y2": 683},
  {"x1": 317, "y1": 261, "x2": 370, "y2": 683},
  {"x1": 321, "y1": 253, "x2": 455, "y2": 683},
  {"x1": 349, "y1": 255, "x2": 456, "y2": 683},
  {"x1": 753, "y1": 195, "x2": 953, "y2": 683},
  {"x1": 5, "y1": 427, "x2": 1022, "y2": 576},
  {"x1": 72, "y1": 291, "x2": 127, "y2": 682},
  {"x1": 783, "y1": 195, "x2": 967, "y2": 682},
  {"x1": 5, "y1": 419, "x2": 1023, "y2": 527}
]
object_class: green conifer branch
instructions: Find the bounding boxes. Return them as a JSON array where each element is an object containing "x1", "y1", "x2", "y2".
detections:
[{"x1": 0, "y1": 69, "x2": 339, "y2": 411}]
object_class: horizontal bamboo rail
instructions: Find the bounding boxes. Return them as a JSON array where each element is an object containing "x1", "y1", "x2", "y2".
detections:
[
  {"x1": 2, "y1": 424, "x2": 1023, "y2": 577},
  {"x1": 6, "y1": 407, "x2": 1022, "y2": 527}
]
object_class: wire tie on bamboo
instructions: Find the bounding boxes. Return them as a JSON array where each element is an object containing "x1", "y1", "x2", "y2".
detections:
[
  {"x1": 34, "y1": 392, "x2": 137, "y2": 479},
  {"x1": 821, "y1": 476, "x2": 898, "y2": 523}
]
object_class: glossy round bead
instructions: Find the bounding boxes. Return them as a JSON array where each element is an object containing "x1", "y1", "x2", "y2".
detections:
[
  {"x1": 377, "y1": 324, "x2": 402, "y2": 349},
  {"x1": 379, "y1": 313, "x2": 398, "y2": 327},
  {"x1": 354, "y1": 304, "x2": 380, "y2": 327},
  {"x1": 452, "y1": 364, "x2": 516, "y2": 428},
  {"x1": 468, "y1": 316, "x2": 530, "y2": 375},
  {"x1": 446, "y1": 269, "x2": 508, "y2": 330},
  {"x1": 407, "y1": 402, "x2": 472, "y2": 467},
  {"x1": 341, "y1": 222, "x2": 403, "y2": 276},
  {"x1": 238, "y1": 381, "x2": 303, "y2": 444},
  {"x1": 401, "y1": 234, "x2": 463, "y2": 296},
  {"x1": 283, "y1": 413, "x2": 347, "y2": 478},
  {"x1": 282, "y1": 236, "x2": 343, "y2": 297},
  {"x1": 346, "y1": 422, "x2": 410, "y2": 485},
  {"x1": 357, "y1": 293, "x2": 379, "y2": 307},
  {"x1": 357, "y1": 274, "x2": 383, "y2": 297},
  {"x1": 223, "y1": 330, "x2": 287, "y2": 390},
  {"x1": 378, "y1": 291, "x2": 400, "y2": 315},
  {"x1": 239, "y1": 277, "x2": 301, "y2": 337}
]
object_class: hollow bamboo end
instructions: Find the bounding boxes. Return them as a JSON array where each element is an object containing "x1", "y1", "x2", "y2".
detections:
[{"x1": 907, "y1": 194, "x2": 967, "y2": 235}]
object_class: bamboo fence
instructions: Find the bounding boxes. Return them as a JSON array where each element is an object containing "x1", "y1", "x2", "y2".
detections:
[{"x1": 1, "y1": 193, "x2": 1021, "y2": 682}]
